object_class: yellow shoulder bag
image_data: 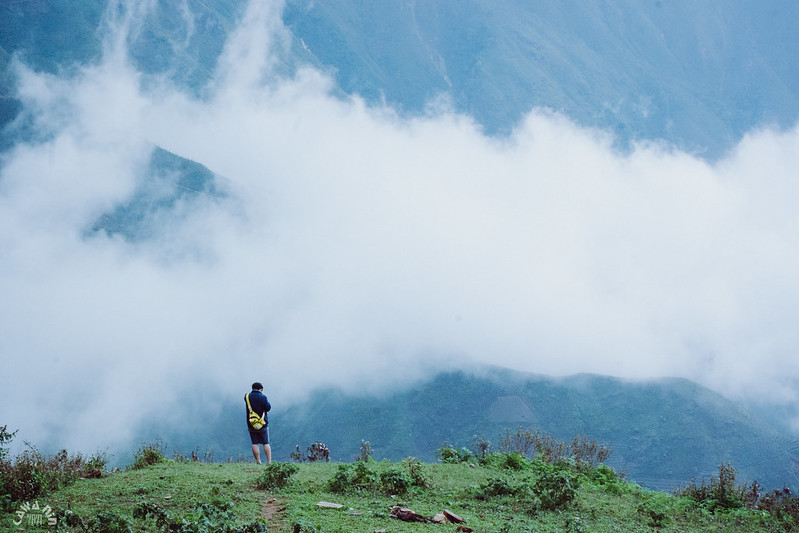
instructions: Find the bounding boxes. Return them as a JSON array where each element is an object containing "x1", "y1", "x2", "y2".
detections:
[{"x1": 245, "y1": 393, "x2": 266, "y2": 430}]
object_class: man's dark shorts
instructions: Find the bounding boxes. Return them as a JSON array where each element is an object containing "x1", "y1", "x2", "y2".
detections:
[{"x1": 249, "y1": 427, "x2": 269, "y2": 445}]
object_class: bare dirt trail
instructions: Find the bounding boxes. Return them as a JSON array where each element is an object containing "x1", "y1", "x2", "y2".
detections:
[{"x1": 261, "y1": 496, "x2": 289, "y2": 531}]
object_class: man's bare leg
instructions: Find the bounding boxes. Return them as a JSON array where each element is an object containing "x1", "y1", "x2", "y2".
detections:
[
  {"x1": 264, "y1": 444, "x2": 272, "y2": 464},
  {"x1": 252, "y1": 444, "x2": 261, "y2": 464}
]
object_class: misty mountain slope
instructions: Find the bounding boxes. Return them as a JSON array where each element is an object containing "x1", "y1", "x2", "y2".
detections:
[
  {"x1": 0, "y1": 0, "x2": 244, "y2": 88},
  {"x1": 3, "y1": 1, "x2": 798, "y2": 158},
  {"x1": 0, "y1": 0, "x2": 245, "y2": 149},
  {"x1": 0, "y1": 1, "x2": 239, "y2": 230},
  {"x1": 282, "y1": 0, "x2": 799, "y2": 157},
  {"x1": 90, "y1": 147, "x2": 226, "y2": 241},
  {"x1": 0, "y1": 1, "x2": 100, "y2": 149},
  {"x1": 255, "y1": 369, "x2": 799, "y2": 492}
]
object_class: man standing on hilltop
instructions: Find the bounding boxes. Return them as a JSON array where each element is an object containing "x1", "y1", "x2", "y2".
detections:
[{"x1": 245, "y1": 382, "x2": 272, "y2": 464}]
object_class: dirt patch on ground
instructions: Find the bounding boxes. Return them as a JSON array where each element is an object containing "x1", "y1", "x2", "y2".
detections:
[{"x1": 261, "y1": 496, "x2": 289, "y2": 531}]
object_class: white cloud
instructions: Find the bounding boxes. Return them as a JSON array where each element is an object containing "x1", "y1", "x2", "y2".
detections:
[{"x1": 2, "y1": 0, "x2": 799, "y2": 454}]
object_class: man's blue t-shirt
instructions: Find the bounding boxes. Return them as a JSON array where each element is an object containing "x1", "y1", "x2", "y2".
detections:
[{"x1": 246, "y1": 390, "x2": 271, "y2": 430}]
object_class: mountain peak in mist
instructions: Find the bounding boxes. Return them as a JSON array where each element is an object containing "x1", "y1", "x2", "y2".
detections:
[{"x1": 282, "y1": 0, "x2": 799, "y2": 157}]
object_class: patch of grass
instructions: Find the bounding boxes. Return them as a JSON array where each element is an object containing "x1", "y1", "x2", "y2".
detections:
[
  {"x1": 1, "y1": 462, "x2": 267, "y2": 532},
  {"x1": 0, "y1": 457, "x2": 788, "y2": 532}
]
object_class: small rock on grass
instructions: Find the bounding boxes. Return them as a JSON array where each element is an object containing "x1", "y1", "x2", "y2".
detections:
[
  {"x1": 444, "y1": 509, "x2": 465, "y2": 523},
  {"x1": 315, "y1": 501, "x2": 344, "y2": 509},
  {"x1": 432, "y1": 512, "x2": 447, "y2": 523}
]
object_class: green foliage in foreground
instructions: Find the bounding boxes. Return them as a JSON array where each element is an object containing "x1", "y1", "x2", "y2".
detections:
[
  {"x1": 256, "y1": 462, "x2": 299, "y2": 490},
  {"x1": 1, "y1": 453, "x2": 795, "y2": 532},
  {"x1": 0, "y1": 445, "x2": 108, "y2": 512},
  {"x1": 130, "y1": 441, "x2": 168, "y2": 471}
]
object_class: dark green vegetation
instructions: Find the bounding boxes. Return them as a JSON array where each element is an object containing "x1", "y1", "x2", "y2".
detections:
[
  {"x1": 3, "y1": 428, "x2": 799, "y2": 532},
  {"x1": 175, "y1": 369, "x2": 799, "y2": 493},
  {"x1": 0, "y1": 426, "x2": 108, "y2": 514}
]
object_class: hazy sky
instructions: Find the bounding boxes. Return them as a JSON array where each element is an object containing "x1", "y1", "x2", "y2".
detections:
[{"x1": 2, "y1": 0, "x2": 799, "y2": 454}]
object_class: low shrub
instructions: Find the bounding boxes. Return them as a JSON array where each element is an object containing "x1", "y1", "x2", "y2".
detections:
[
  {"x1": 532, "y1": 431, "x2": 569, "y2": 463},
  {"x1": 306, "y1": 441, "x2": 330, "y2": 462},
  {"x1": 289, "y1": 445, "x2": 304, "y2": 462},
  {"x1": 379, "y1": 468, "x2": 409, "y2": 495},
  {"x1": 327, "y1": 464, "x2": 352, "y2": 493},
  {"x1": 0, "y1": 443, "x2": 108, "y2": 507},
  {"x1": 675, "y1": 462, "x2": 746, "y2": 512},
  {"x1": 0, "y1": 448, "x2": 57, "y2": 507},
  {"x1": 435, "y1": 443, "x2": 475, "y2": 464},
  {"x1": 497, "y1": 427, "x2": 613, "y2": 471},
  {"x1": 290, "y1": 441, "x2": 330, "y2": 462},
  {"x1": 350, "y1": 461, "x2": 377, "y2": 490},
  {"x1": 672, "y1": 462, "x2": 799, "y2": 529},
  {"x1": 571, "y1": 434, "x2": 612, "y2": 471},
  {"x1": 327, "y1": 462, "x2": 378, "y2": 493},
  {"x1": 328, "y1": 461, "x2": 415, "y2": 495},
  {"x1": 256, "y1": 462, "x2": 299, "y2": 490},
  {"x1": 476, "y1": 454, "x2": 583, "y2": 508},
  {"x1": 588, "y1": 464, "x2": 629, "y2": 495},
  {"x1": 482, "y1": 451, "x2": 532, "y2": 471},
  {"x1": 355, "y1": 440, "x2": 373, "y2": 462},
  {"x1": 531, "y1": 461, "x2": 581, "y2": 511},
  {"x1": 0, "y1": 425, "x2": 16, "y2": 462},
  {"x1": 498, "y1": 426, "x2": 537, "y2": 457},
  {"x1": 402, "y1": 457, "x2": 429, "y2": 489},
  {"x1": 637, "y1": 492, "x2": 673, "y2": 529},
  {"x1": 173, "y1": 447, "x2": 216, "y2": 463},
  {"x1": 132, "y1": 500, "x2": 267, "y2": 532},
  {"x1": 471, "y1": 434, "x2": 492, "y2": 459},
  {"x1": 130, "y1": 441, "x2": 167, "y2": 470},
  {"x1": 589, "y1": 464, "x2": 620, "y2": 484},
  {"x1": 756, "y1": 486, "x2": 799, "y2": 528},
  {"x1": 93, "y1": 509, "x2": 134, "y2": 533},
  {"x1": 477, "y1": 476, "x2": 524, "y2": 498}
]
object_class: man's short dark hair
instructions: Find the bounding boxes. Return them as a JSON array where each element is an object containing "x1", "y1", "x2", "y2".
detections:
[{"x1": 251, "y1": 382, "x2": 263, "y2": 390}]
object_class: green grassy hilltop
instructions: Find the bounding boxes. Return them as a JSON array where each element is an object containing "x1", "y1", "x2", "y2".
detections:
[{"x1": 2, "y1": 438, "x2": 797, "y2": 532}]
